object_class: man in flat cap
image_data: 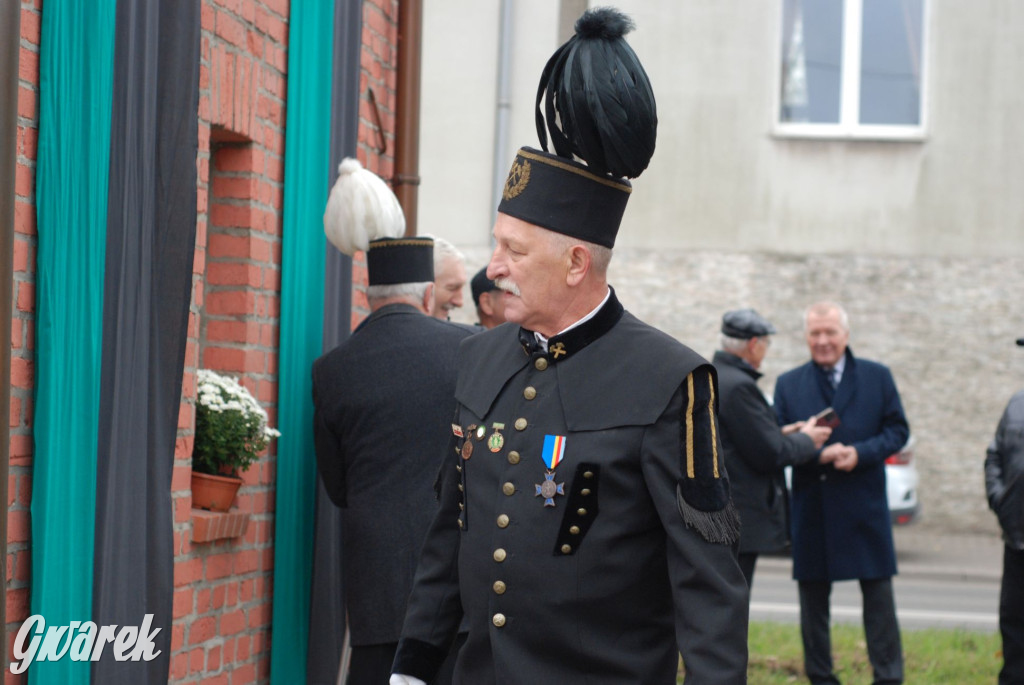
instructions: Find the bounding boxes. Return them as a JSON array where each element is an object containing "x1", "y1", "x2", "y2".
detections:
[
  {"x1": 774, "y1": 301, "x2": 909, "y2": 685},
  {"x1": 391, "y1": 8, "x2": 748, "y2": 684},
  {"x1": 313, "y1": 159, "x2": 473, "y2": 684},
  {"x1": 984, "y1": 337, "x2": 1024, "y2": 685},
  {"x1": 713, "y1": 308, "x2": 832, "y2": 589},
  {"x1": 470, "y1": 266, "x2": 506, "y2": 330}
]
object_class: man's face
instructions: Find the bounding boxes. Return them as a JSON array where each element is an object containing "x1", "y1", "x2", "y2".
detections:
[
  {"x1": 478, "y1": 289, "x2": 507, "y2": 328},
  {"x1": 805, "y1": 308, "x2": 849, "y2": 367},
  {"x1": 486, "y1": 214, "x2": 569, "y2": 336},
  {"x1": 432, "y1": 256, "x2": 467, "y2": 320},
  {"x1": 748, "y1": 336, "x2": 770, "y2": 370}
]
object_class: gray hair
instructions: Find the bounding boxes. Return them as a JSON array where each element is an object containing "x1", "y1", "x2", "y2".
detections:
[
  {"x1": 424, "y1": 234, "x2": 465, "y2": 271},
  {"x1": 804, "y1": 301, "x2": 850, "y2": 332},
  {"x1": 546, "y1": 231, "x2": 613, "y2": 274},
  {"x1": 720, "y1": 334, "x2": 750, "y2": 353},
  {"x1": 367, "y1": 281, "x2": 431, "y2": 305}
]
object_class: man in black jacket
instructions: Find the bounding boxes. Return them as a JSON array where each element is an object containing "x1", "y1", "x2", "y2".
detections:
[
  {"x1": 985, "y1": 337, "x2": 1024, "y2": 685},
  {"x1": 713, "y1": 308, "x2": 832, "y2": 589},
  {"x1": 390, "y1": 8, "x2": 748, "y2": 684},
  {"x1": 313, "y1": 160, "x2": 474, "y2": 684}
]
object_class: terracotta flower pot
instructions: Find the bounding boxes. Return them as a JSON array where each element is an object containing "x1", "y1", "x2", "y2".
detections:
[{"x1": 191, "y1": 470, "x2": 242, "y2": 512}]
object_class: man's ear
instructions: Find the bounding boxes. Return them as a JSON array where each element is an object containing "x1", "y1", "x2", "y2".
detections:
[
  {"x1": 422, "y1": 283, "x2": 435, "y2": 315},
  {"x1": 478, "y1": 291, "x2": 494, "y2": 317},
  {"x1": 565, "y1": 245, "x2": 591, "y2": 287}
]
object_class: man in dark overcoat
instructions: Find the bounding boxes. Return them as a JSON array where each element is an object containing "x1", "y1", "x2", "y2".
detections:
[
  {"x1": 313, "y1": 160, "x2": 474, "y2": 684},
  {"x1": 390, "y1": 8, "x2": 748, "y2": 685},
  {"x1": 713, "y1": 308, "x2": 831, "y2": 588},
  {"x1": 984, "y1": 336, "x2": 1024, "y2": 685},
  {"x1": 773, "y1": 301, "x2": 909, "y2": 685}
]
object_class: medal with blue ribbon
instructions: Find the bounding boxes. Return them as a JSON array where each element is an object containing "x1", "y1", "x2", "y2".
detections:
[{"x1": 535, "y1": 435, "x2": 566, "y2": 507}]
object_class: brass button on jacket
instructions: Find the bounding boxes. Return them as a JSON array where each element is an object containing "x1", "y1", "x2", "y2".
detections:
[
  {"x1": 560, "y1": 544, "x2": 572, "y2": 554},
  {"x1": 534, "y1": 357, "x2": 548, "y2": 371},
  {"x1": 514, "y1": 418, "x2": 528, "y2": 431},
  {"x1": 507, "y1": 451, "x2": 521, "y2": 465},
  {"x1": 523, "y1": 386, "x2": 537, "y2": 400},
  {"x1": 493, "y1": 580, "x2": 507, "y2": 595},
  {"x1": 493, "y1": 548, "x2": 507, "y2": 562},
  {"x1": 496, "y1": 514, "x2": 510, "y2": 528},
  {"x1": 502, "y1": 482, "x2": 515, "y2": 496},
  {"x1": 492, "y1": 613, "x2": 506, "y2": 627}
]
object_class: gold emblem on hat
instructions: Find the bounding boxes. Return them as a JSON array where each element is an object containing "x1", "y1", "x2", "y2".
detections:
[{"x1": 502, "y1": 159, "x2": 531, "y2": 200}]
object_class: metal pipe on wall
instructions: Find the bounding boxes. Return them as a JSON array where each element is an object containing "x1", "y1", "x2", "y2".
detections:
[
  {"x1": 0, "y1": 0, "x2": 22, "y2": 649},
  {"x1": 490, "y1": 0, "x2": 514, "y2": 219},
  {"x1": 394, "y1": 0, "x2": 423, "y2": 236}
]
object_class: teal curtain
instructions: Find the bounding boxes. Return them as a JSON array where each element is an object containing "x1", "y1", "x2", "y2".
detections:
[
  {"x1": 270, "y1": 1, "x2": 335, "y2": 681},
  {"x1": 32, "y1": 1, "x2": 117, "y2": 683}
]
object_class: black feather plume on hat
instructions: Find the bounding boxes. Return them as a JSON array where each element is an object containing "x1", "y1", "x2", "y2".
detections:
[{"x1": 534, "y1": 6, "x2": 657, "y2": 179}]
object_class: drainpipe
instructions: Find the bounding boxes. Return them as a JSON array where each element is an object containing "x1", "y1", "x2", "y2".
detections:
[
  {"x1": 394, "y1": 0, "x2": 423, "y2": 236},
  {"x1": 0, "y1": 0, "x2": 22, "y2": 650},
  {"x1": 490, "y1": 0, "x2": 514, "y2": 219}
]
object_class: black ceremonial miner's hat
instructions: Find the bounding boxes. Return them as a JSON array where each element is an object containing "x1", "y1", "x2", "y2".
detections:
[
  {"x1": 366, "y1": 237, "x2": 434, "y2": 286},
  {"x1": 497, "y1": 7, "x2": 657, "y2": 249}
]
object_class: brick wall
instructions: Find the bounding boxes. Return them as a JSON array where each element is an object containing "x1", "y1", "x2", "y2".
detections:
[
  {"x1": 7, "y1": 0, "x2": 399, "y2": 682},
  {"x1": 7, "y1": 1, "x2": 41, "y2": 679}
]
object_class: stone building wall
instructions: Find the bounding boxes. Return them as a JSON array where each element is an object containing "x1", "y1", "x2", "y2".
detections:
[{"x1": 455, "y1": 246, "x2": 1024, "y2": 537}]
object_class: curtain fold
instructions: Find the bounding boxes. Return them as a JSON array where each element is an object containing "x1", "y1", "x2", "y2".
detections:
[
  {"x1": 31, "y1": 1, "x2": 118, "y2": 682},
  {"x1": 270, "y1": 1, "x2": 337, "y2": 682},
  {"x1": 91, "y1": 1, "x2": 200, "y2": 683}
]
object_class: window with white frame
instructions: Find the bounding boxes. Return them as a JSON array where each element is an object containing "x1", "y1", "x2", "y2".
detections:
[{"x1": 778, "y1": 0, "x2": 926, "y2": 139}]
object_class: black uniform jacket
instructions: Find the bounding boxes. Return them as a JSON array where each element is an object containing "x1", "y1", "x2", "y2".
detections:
[
  {"x1": 394, "y1": 292, "x2": 749, "y2": 684},
  {"x1": 312, "y1": 303, "x2": 473, "y2": 645},
  {"x1": 713, "y1": 351, "x2": 819, "y2": 555}
]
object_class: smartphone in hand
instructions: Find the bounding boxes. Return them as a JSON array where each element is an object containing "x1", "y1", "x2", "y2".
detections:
[{"x1": 814, "y1": 407, "x2": 840, "y2": 429}]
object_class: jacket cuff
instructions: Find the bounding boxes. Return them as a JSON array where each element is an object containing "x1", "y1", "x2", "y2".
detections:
[{"x1": 391, "y1": 638, "x2": 448, "y2": 683}]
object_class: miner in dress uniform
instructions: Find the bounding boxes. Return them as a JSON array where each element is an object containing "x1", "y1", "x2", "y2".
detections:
[{"x1": 390, "y1": 8, "x2": 749, "y2": 685}]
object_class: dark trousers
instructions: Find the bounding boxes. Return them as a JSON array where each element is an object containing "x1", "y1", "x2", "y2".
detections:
[
  {"x1": 1000, "y1": 545, "x2": 1024, "y2": 685},
  {"x1": 347, "y1": 642, "x2": 398, "y2": 685},
  {"x1": 738, "y1": 552, "x2": 758, "y2": 589},
  {"x1": 798, "y1": 578, "x2": 903, "y2": 685}
]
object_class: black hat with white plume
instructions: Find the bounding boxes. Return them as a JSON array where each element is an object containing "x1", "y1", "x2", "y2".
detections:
[
  {"x1": 323, "y1": 158, "x2": 434, "y2": 285},
  {"x1": 497, "y1": 7, "x2": 657, "y2": 248}
]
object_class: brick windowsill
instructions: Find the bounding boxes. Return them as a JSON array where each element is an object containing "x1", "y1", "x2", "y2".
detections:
[{"x1": 190, "y1": 508, "x2": 250, "y2": 543}]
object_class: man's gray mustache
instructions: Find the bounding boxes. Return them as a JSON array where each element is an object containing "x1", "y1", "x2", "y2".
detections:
[{"x1": 494, "y1": 278, "x2": 521, "y2": 297}]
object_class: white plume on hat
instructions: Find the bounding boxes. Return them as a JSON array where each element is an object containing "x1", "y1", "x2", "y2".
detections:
[{"x1": 323, "y1": 157, "x2": 405, "y2": 256}]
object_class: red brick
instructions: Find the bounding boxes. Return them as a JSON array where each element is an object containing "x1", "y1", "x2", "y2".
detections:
[
  {"x1": 229, "y1": 663, "x2": 256, "y2": 685},
  {"x1": 16, "y1": 85, "x2": 35, "y2": 122},
  {"x1": 21, "y1": 8, "x2": 41, "y2": 45},
  {"x1": 207, "y1": 643, "x2": 222, "y2": 671},
  {"x1": 16, "y1": 281, "x2": 34, "y2": 312},
  {"x1": 170, "y1": 652, "x2": 190, "y2": 680},
  {"x1": 220, "y1": 609, "x2": 246, "y2": 636},
  {"x1": 175, "y1": 557, "x2": 204, "y2": 587},
  {"x1": 215, "y1": 10, "x2": 246, "y2": 47},
  {"x1": 215, "y1": 146, "x2": 253, "y2": 173},
  {"x1": 188, "y1": 616, "x2": 217, "y2": 645},
  {"x1": 15, "y1": 200, "x2": 35, "y2": 235},
  {"x1": 206, "y1": 552, "x2": 234, "y2": 581},
  {"x1": 173, "y1": 588, "x2": 193, "y2": 619},
  {"x1": 189, "y1": 645, "x2": 205, "y2": 671},
  {"x1": 206, "y1": 262, "x2": 261, "y2": 287},
  {"x1": 209, "y1": 202, "x2": 252, "y2": 229},
  {"x1": 11, "y1": 318, "x2": 21, "y2": 348},
  {"x1": 205, "y1": 319, "x2": 258, "y2": 344},
  {"x1": 212, "y1": 175, "x2": 256, "y2": 201},
  {"x1": 205, "y1": 289, "x2": 256, "y2": 316},
  {"x1": 9, "y1": 434, "x2": 32, "y2": 460},
  {"x1": 234, "y1": 549, "x2": 260, "y2": 575},
  {"x1": 12, "y1": 238, "x2": 29, "y2": 272},
  {"x1": 10, "y1": 356, "x2": 31, "y2": 390},
  {"x1": 6, "y1": 510, "x2": 28, "y2": 545},
  {"x1": 6, "y1": 588, "x2": 29, "y2": 623}
]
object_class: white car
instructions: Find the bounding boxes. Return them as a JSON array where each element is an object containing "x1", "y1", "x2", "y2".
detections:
[{"x1": 784, "y1": 435, "x2": 920, "y2": 526}]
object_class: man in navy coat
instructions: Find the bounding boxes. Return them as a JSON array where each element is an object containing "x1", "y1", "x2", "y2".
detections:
[{"x1": 773, "y1": 302, "x2": 909, "y2": 685}]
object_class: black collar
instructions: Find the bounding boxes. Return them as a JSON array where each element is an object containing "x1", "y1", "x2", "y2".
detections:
[{"x1": 517, "y1": 288, "x2": 624, "y2": 362}]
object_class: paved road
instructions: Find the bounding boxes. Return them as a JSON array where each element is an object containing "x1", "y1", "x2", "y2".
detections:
[{"x1": 749, "y1": 528, "x2": 1004, "y2": 632}]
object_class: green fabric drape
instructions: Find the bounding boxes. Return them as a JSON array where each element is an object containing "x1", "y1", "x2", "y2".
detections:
[
  {"x1": 31, "y1": 1, "x2": 117, "y2": 683},
  {"x1": 270, "y1": 1, "x2": 335, "y2": 681}
]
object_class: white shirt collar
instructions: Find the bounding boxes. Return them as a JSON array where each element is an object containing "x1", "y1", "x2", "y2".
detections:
[{"x1": 533, "y1": 288, "x2": 611, "y2": 353}]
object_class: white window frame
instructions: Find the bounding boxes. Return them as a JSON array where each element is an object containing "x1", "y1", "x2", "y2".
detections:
[{"x1": 774, "y1": 0, "x2": 929, "y2": 141}]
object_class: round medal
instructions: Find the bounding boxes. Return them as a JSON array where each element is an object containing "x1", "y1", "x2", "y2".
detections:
[
  {"x1": 461, "y1": 440, "x2": 473, "y2": 460},
  {"x1": 539, "y1": 479, "x2": 558, "y2": 498},
  {"x1": 488, "y1": 431, "x2": 504, "y2": 452}
]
